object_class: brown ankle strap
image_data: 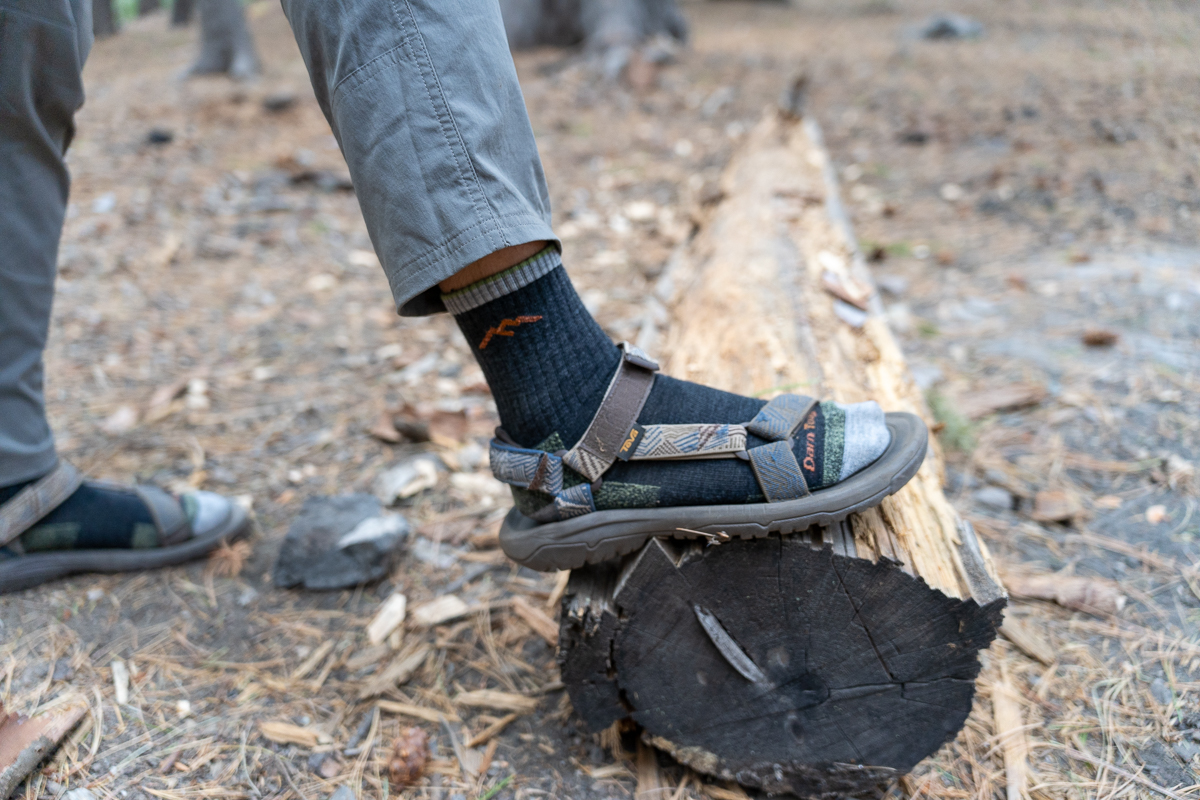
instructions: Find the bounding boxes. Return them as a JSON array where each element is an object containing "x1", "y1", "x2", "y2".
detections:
[
  {"x1": 560, "y1": 343, "x2": 659, "y2": 482},
  {"x1": 0, "y1": 462, "x2": 83, "y2": 548}
]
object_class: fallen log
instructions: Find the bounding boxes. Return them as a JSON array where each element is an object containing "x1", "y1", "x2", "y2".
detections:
[{"x1": 558, "y1": 109, "x2": 1006, "y2": 798}]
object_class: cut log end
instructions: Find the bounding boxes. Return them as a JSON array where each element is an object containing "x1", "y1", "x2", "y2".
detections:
[{"x1": 561, "y1": 535, "x2": 1003, "y2": 797}]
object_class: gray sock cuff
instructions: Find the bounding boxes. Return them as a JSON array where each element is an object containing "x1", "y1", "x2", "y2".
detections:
[{"x1": 441, "y1": 246, "x2": 561, "y2": 315}]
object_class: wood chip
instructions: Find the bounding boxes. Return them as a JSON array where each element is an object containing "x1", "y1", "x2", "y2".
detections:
[
  {"x1": 258, "y1": 721, "x2": 327, "y2": 748},
  {"x1": 357, "y1": 645, "x2": 430, "y2": 700},
  {"x1": 411, "y1": 595, "x2": 471, "y2": 627},
  {"x1": 546, "y1": 569, "x2": 572, "y2": 611},
  {"x1": 958, "y1": 383, "x2": 1047, "y2": 419},
  {"x1": 636, "y1": 739, "x2": 671, "y2": 800},
  {"x1": 290, "y1": 640, "x2": 335, "y2": 681},
  {"x1": 991, "y1": 673, "x2": 1029, "y2": 800},
  {"x1": 466, "y1": 713, "x2": 518, "y2": 748},
  {"x1": 376, "y1": 701, "x2": 459, "y2": 724},
  {"x1": 453, "y1": 690, "x2": 539, "y2": 714},
  {"x1": 367, "y1": 593, "x2": 408, "y2": 645},
  {"x1": 1030, "y1": 490, "x2": 1083, "y2": 523},
  {"x1": 0, "y1": 696, "x2": 90, "y2": 799},
  {"x1": 1000, "y1": 616, "x2": 1055, "y2": 665},
  {"x1": 111, "y1": 659, "x2": 130, "y2": 704},
  {"x1": 510, "y1": 595, "x2": 559, "y2": 646},
  {"x1": 821, "y1": 269, "x2": 872, "y2": 311},
  {"x1": 701, "y1": 784, "x2": 751, "y2": 800},
  {"x1": 1002, "y1": 570, "x2": 1126, "y2": 615},
  {"x1": 344, "y1": 643, "x2": 391, "y2": 673}
]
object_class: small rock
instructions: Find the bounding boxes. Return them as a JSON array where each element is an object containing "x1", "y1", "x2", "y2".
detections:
[
  {"x1": 328, "y1": 787, "x2": 356, "y2": 800},
  {"x1": 145, "y1": 128, "x2": 174, "y2": 145},
  {"x1": 64, "y1": 790, "x2": 99, "y2": 800},
  {"x1": 918, "y1": 13, "x2": 984, "y2": 40},
  {"x1": 375, "y1": 456, "x2": 439, "y2": 504},
  {"x1": 1173, "y1": 740, "x2": 1199, "y2": 763},
  {"x1": 262, "y1": 91, "x2": 298, "y2": 112},
  {"x1": 101, "y1": 405, "x2": 139, "y2": 435},
  {"x1": 410, "y1": 537, "x2": 459, "y2": 570},
  {"x1": 1031, "y1": 490, "x2": 1082, "y2": 523},
  {"x1": 1151, "y1": 677, "x2": 1173, "y2": 706},
  {"x1": 237, "y1": 585, "x2": 259, "y2": 606},
  {"x1": 1146, "y1": 504, "x2": 1168, "y2": 525},
  {"x1": 52, "y1": 658, "x2": 74, "y2": 682},
  {"x1": 876, "y1": 275, "x2": 908, "y2": 296},
  {"x1": 1082, "y1": 327, "x2": 1119, "y2": 347},
  {"x1": 274, "y1": 495, "x2": 410, "y2": 590},
  {"x1": 973, "y1": 486, "x2": 1014, "y2": 512}
]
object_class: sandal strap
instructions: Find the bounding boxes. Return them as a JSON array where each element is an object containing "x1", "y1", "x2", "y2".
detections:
[
  {"x1": 746, "y1": 393, "x2": 818, "y2": 442},
  {"x1": 747, "y1": 440, "x2": 811, "y2": 501},
  {"x1": 560, "y1": 342, "x2": 659, "y2": 482},
  {"x1": 0, "y1": 461, "x2": 84, "y2": 548},
  {"x1": 625, "y1": 423, "x2": 747, "y2": 461},
  {"x1": 135, "y1": 485, "x2": 192, "y2": 546}
]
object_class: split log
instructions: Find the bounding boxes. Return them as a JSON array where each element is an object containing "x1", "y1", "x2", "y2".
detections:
[{"x1": 558, "y1": 110, "x2": 1006, "y2": 798}]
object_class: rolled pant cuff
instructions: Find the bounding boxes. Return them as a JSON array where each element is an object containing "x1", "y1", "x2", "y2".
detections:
[{"x1": 392, "y1": 215, "x2": 558, "y2": 317}]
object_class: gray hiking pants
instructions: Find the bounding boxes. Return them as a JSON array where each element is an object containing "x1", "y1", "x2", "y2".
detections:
[{"x1": 0, "y1": 0, "x2": 556, "y2": 486}]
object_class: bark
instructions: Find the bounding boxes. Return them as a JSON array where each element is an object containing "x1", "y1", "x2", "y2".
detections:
[
  {"x1": 558, "y1": 110, "x2": 1008, "y2": 798},
  {"x1": 188, "y1": 0, "x2": 259, "y2": 80},
  {"x1": 92, "y1": 0, "x2": 119, "y2": 38},
  {"x1": 171, "y1": 0, "x2": 195, "y2": 26}
]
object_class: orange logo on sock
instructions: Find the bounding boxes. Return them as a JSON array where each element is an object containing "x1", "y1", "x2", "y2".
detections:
[{"x1": 479, "y1": 315, "x2": 543, "y2": 349}]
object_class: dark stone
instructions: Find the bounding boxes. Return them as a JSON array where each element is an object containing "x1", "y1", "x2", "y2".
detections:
[
  {"x1": 917, "y1": 14, "x2": 983, "y2": 40},
  {"x1": 273, "y1": 494, "x2": 410, "y2": 590},
  {"x1": 262, "y1": 92, "x2": 298, "y2": 113},
  {"x1": 145, "y1": 128, "x2": 174, "y2": 145}
]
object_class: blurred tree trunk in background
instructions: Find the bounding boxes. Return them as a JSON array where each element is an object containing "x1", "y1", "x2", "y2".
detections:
[
  {"x1": 138, "y1": 0, "x2": 161, "y2": 14},
  {"x1": 188, "y1": 0, "x2": 259, "y2": 80},
  {"x1": 172, "y1": 0, "x2": 196, "y2": 27},
  {"x1": 92, "y1": 0, "x2": 119, "y2": 38},
  {"x1": 500, "y1": 0, "x2": 686, "y2": 74}
]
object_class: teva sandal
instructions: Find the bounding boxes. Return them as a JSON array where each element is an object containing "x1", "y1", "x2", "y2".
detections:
[
  {"x1": 492, "y1": 343, "x2": 929, "y2": 571},
  {"x1": 0, "y1": 461, "x2": 251, "y2": 594}
]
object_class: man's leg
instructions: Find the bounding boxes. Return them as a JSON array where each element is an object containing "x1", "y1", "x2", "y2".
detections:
[
  {"x1": 0, "y1": 0, "x2": 91, "y2": 490},
  {"x1": 0, "y1": 1, "x2": 250, "y2": 593},
  {"x1": 282, "y1": 0, "x2": 899, "y2": 543}
]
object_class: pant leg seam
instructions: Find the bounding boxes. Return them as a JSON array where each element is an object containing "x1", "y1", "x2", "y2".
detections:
[{"x1": 390, "y1": 0, "x2": 507, "y2": 249}]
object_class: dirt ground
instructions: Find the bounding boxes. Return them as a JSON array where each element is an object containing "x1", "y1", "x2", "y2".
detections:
[{"x1": 2, "y1": 0, "x2": 1198, "y2": 798}]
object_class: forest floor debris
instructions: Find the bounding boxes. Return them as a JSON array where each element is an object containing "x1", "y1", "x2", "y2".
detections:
[{"x1": 2, "y1": 0, "x2": 1199, "y2": 798}]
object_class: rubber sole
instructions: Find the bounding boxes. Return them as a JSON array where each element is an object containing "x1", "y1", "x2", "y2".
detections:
[
  {"x1": 499, "y1": 412, "x2": 928, "y2": 571},
  {"x1": 0, "y1": 503, "x2": 251, "y2": 595}
]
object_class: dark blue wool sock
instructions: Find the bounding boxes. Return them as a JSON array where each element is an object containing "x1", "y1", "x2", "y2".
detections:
[
  {"x1": 0, "y1": 477, "x2": 159, "y2": 553},
  {"x1": 445, "y1": 248, "x2": 888, "y2": 512}
]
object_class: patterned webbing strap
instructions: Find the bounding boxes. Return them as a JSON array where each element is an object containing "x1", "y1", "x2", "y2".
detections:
[
  {"x1": 744, "y1": 393, "x2": 817, "y2": 501},
  {"x1": 746, "y1": 393, "x2": 818, "y2": 442},
  {"x1": 0, "y1": 461, "x2": 83, "y2": 548},
  {"x1": 560, "y1": 342, "x2": 659, "y2": 482}
]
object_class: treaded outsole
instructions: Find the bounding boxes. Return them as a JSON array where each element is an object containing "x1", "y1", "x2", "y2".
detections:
[
  {"x1": 500, "y1": 412, "x2": 928, "y2": 571},
  {"x1": 0, "y1": 504, "x2": 251, "y2": 595}
]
